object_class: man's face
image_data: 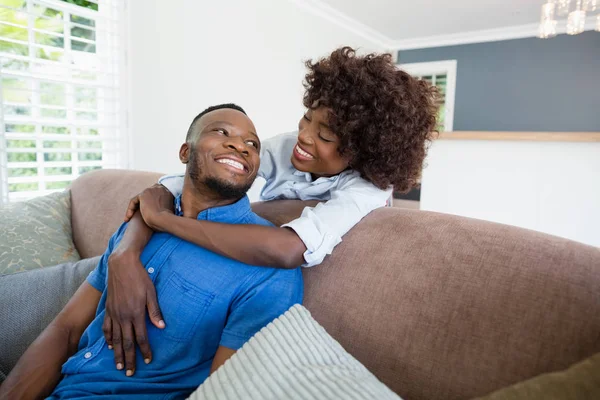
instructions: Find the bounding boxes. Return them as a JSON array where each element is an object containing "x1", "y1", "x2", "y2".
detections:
[{"x1": 181, "y1": 109, "x2": 260, "y2": 199}]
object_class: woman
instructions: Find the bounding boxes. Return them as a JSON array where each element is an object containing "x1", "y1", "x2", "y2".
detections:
[{"x1": 104, "y1": 47, "x2": 439, "y2": 375}]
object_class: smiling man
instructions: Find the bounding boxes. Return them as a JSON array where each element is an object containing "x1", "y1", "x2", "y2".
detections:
[{"x1": 0, "y1": 104, "x2": 304, "y2": 400}]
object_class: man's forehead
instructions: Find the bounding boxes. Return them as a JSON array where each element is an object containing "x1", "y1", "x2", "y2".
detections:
[
  {"x1": 198, "y1": 109, "x2": 257, "y2": 137},
  {"x1": 199, "y1": 108, "x2": 247, "y2": 125},
  {"x1": 199, "y1": 109, "x2": 248, "y2": 125}
]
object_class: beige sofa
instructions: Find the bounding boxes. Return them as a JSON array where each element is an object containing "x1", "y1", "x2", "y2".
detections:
[{"x1": 69, "y1": 169, "x2": 600, "y2": 400}]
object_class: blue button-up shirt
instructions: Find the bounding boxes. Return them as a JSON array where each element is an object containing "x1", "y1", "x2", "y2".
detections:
[
  {"x1": 160, "y1": 132, "x2": 392, "y2": 267},
  {"x1": 49, "y1": 196, "x2": 303, "y2": 400}
]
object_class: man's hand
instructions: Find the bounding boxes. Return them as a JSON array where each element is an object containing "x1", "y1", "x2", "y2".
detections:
[
  {"x1": 124, "y1": 184, "x2": 175, "y2": 231},
  {"x1": 104, "y1": 250, "x2": 165, "y2": 376}
]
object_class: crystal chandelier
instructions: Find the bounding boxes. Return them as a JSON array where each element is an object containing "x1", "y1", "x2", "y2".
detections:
[{"x1": 538, "y1": 0, "x2": 600, "y2": 38}]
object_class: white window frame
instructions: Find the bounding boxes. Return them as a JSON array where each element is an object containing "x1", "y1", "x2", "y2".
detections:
[
  {"x1": 398, "y1": 60, "x2": 457, "y2": 132},
  {"x1": 0, "y1": 0, "x2": 129, "y2": 204}
]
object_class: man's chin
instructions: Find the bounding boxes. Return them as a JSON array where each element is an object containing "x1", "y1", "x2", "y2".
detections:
[{"x1": 203, "y1": 176, "x2": 252, "y2": 199}]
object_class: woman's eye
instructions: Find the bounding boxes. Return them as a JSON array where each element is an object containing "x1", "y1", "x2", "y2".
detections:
[
  {"x1": 319, "y1": 135, "x2": 334, "y2": 143},
  {"x1": 303, "y1": 114, "x2": 311, "y2": 122}
]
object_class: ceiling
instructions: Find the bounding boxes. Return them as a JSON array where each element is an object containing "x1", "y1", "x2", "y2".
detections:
[{"x1": 318, "y1": 0, "x2": 544, "y2": 42}]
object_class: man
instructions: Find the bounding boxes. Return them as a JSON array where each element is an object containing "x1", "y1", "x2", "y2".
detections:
[{"x1": 0, "y1": 104, "x2": 303, "y2": 399}]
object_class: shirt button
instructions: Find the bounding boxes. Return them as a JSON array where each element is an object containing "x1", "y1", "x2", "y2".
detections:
[
  {"x1": 148, "y1": 267, "x2": 155, "y2": 274},
  {"x1": 84, "y1": 352, "x2": 92, "y2": 359}
]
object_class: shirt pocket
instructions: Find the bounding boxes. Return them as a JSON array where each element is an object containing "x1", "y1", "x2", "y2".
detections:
[{"x1": 158, "y1": 272, "x2": 214, "y2": 342}]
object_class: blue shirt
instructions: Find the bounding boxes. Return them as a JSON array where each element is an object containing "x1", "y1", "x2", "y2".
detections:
[
  {"x1": 160, "y1": 132, "x2": 392, "y2": 267},
  {"x1": 49, "y1": 196, "x2": 303, "y2": 400}
]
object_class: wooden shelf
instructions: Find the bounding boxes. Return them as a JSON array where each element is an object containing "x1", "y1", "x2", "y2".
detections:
[{"x1": 437, "y1": 131, "x2": 600, "y2": 142}]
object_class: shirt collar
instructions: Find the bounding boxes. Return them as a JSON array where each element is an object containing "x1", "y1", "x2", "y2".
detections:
[
  {"x1": 174, "y1": 195, "x2": 251, "y2": 222},
  {"x1": 292, "y1": 169, "x2": 344, "y2": 184},
  {"x1": 293, "y1": 169, "x2": 312, "y2": 180}
]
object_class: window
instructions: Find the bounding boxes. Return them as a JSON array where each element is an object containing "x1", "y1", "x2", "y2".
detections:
[
  {"x1": 0, "y1": 0, "x2": 126, "y2": 203},
  {"x1": 399, "y1": 60, "x2": 457, "y2": 132}
]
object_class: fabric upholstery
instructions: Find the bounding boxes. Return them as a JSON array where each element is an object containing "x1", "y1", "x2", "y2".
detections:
[
  {"x1": 68, "y1": 170, "x2": 600, "y2": 400},
  {"x1": 0, "y1": 256, "x2": 100, "y2": 380},
  {"x1": 299, "y1": 208, "x2": 600, "y2": 400},
  {"x1": 0, "y1": 190, "x2": 80, "y2": 276},
  {"x1": 70, "y1": 169, "x2": 161, "y2": 258},
  {"x1": 190, "y1": 304, "x2": 401, "y2": 400},
  {"x1": 473, "y1": 352, "x2": 600, "y2": 400}
]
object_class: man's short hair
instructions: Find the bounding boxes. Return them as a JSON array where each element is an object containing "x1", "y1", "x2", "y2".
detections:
[{"x1": 186, "y1": 103, "x2": 247, "y2": 143}]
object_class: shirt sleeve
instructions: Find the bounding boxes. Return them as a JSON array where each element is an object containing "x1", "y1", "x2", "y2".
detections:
[
  {"x1": 257, "y1": 135, "x2": 282, "y2": 181},
  {"x1": 86, "y1": 222, "x2": 129, "y2": 292},
  {"x1": 220, "y1": 269, "x2": 303, "y2": 350},
  {"x1": 282, "y1": 175, "x2": 392, "y2": 267},
  {"x1": 158, "y1": 174, "x2": 184, "y2": 197}
]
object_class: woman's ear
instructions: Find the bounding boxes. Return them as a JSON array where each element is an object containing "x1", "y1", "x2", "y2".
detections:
[{"x1": 179, "y1": 143, "x2": 190, "y2": 164}]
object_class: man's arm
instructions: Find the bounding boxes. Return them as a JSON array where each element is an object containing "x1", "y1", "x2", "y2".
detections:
[
  {"x1": 104, "y1": 212, "x2": 164, "y2": 376},
  {"x1": 210, "y1": 346, "x2": 237, "y2": 375},
  {"x1": 0, "y1": 282, "x2": 101, "y2": 400}
]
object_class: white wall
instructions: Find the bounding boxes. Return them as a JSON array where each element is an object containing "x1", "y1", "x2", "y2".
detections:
[
  {"x1": 127, "y1": 0, "x2": 384, "y2": 177},
  {"x1": 420, "y1": 140, "x2": 600, "y2": 247}
]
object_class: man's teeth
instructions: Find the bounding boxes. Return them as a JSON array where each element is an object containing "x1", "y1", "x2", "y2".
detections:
[
  {"x1": 296, "y1": 145, "x2": 314, "y2": 159},
  {"x1": 217, "y1": 159, "x2": 245, "y2": 171}
]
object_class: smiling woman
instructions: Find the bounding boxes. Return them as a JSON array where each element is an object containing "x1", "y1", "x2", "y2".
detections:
[{"x1": 291, "y1": 108, "x2": 350, "y2": 179}]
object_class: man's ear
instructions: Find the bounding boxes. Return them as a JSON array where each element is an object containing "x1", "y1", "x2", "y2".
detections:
[{"x1": 179, "y1": 143, "x2": 190, "y2": 164}]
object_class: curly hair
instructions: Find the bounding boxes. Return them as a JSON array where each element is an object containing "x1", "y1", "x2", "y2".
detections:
[{"x1": 303, "y1": 47, "x2": 439, "y2": 192}]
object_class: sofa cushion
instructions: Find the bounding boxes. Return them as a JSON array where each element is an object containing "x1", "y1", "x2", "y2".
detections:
[
  {"x1": 0, "y1": 256, "x2": 100, "y2": 381},
  {"x1": 473, "y1": 352, "x2": 600, "y2": 400},
  {"x1": 299, "y1": 208, "x2": 600, "y2": 400},
  {"x1": 70, "y1": 169, "x2": 162, "y2": 258},
  {"x1": 189, "y1": 304, "x2": 401, "y2": 400},
  {"x1": 0, "y1": 190, "x2": 80, "y2": 276}
]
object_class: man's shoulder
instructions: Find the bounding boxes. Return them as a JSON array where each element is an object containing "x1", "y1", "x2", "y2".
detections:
[{"x1": 241, "y1": 210, "x2": 275, "y2": 228}]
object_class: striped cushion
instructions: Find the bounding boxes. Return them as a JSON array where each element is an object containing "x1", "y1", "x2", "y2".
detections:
[{"x1": 189, "y1": 304, "x2": 401, "y2": 400}]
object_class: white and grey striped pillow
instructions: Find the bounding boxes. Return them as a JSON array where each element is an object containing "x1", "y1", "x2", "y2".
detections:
[{"x1": 189, "y1": 304, "x2": 401, "y2": 400}]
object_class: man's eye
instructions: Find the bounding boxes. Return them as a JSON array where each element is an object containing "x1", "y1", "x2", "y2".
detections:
[
  {"x1": 215, "y1": 128, "x2": 228, "y2": 135},
  {"x1": 246, "y1": 140, "x2": 258, "y2": 148}
]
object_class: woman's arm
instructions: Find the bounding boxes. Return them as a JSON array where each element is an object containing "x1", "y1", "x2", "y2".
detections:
[
  {"x1": 148, "y1": 212, "x2": 307, "y2": 269},
  {"x1": 136, "y1": 174, "x2": 389, "y2": 270}
]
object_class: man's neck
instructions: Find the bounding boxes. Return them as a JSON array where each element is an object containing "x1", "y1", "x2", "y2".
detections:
[{"x1": 180, "y1": 174, "x2": 239, "y2": 219}]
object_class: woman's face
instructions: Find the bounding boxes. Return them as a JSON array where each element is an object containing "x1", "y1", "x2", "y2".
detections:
[{"x1": 290, "y1": 107, "x2": 350, "y2": 178}]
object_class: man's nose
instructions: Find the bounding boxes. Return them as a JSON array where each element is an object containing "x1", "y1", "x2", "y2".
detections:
[{"x1": 224, "y1": 138, "x2": 249, "y2": 156}]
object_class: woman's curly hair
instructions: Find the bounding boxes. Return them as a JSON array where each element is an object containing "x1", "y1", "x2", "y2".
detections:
[{"x1": 303, "y1": 47, "x2": 439, "y2": 192}]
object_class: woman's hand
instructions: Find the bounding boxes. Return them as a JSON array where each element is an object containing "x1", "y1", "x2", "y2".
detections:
[{"x1": 124, "y1": 184, "x2": 175, "y2": 231}]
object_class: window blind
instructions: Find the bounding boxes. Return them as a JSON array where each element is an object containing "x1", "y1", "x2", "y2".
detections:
[{"x1": 0, "y1": 0, "x2": 126, "y2": 203}]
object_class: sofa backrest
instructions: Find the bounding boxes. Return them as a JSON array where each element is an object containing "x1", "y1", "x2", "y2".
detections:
[
  {"x1": 70, "y1": 169, "x2": 600, "y2": 400},
  {"x1": 70, "y1": 169, "x2": 162, "y2": 258}
]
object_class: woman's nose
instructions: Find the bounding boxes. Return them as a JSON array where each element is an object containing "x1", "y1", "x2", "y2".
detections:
[{"x1": 298, "y1": 129, "x2": 314, "y2": 145}]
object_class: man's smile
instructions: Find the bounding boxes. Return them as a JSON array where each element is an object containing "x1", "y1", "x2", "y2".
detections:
[{"x1": 214, "y1": 154, "x2": 250, "y2": 174}]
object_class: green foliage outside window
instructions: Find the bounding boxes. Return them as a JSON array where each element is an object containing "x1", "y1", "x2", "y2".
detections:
[{"x1": 2, "y1": 0, "x2": 101, "y2": 192}]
